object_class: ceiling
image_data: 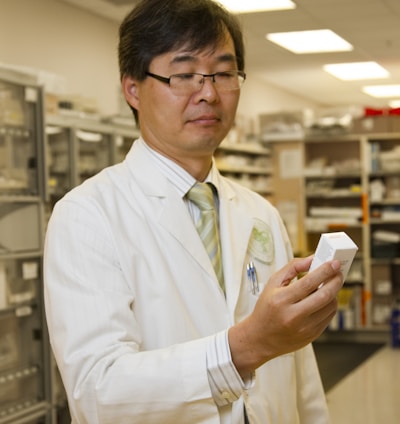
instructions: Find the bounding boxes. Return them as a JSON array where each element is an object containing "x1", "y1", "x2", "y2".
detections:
[{"x1": 60, "y1": 0, "x2": 400, "y2": 110}]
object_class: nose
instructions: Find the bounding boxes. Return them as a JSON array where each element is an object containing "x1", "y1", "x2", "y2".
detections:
[{"x1": 194, "y1": 75, "x2": 219, "y2": 103}]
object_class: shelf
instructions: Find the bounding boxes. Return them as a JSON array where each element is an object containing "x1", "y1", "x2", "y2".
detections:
[
  {"x1": 370, "y1": 218, "x2": 400, "y2": 224},
  {"x1": 370, "y1": 257, "x2": 400, "y2": 265},
  {"x1": 306, "y1": 191, "x2": 362, "y2": 199},
  {"x1": 304, "y1": 171, "x2": 361, "y2": 179},
  {"x1": 48, "y1": 169, "x2": 69, "y2": 175},
  {"x1": 343, "y1": 282, "x2": 364, "y2": 288},
  {"x1": 0, "y1": 301, "x2": 38, "y2": 318},
  {"x1": 217, "y1": 164, "x2": 272, "y2": 175},
  {"x1": 370, "y1": 198, "x2": 400, "y2": 205},
  {"x1": 218, "y1": 141, "x2": 270, "y2": 155},
  {"x1": 0, "y1": 400, "x2": 50, "y2": 424},
  {"x1": 0, "y1": 251, "x2": 42, "y2": 260},
  {"x1": 305, "y1": 222, "x2": 363, "y2": 231},
  {"x1": 0, "y1": 127, "x2": 30, "y2": 138},
  {"x1": 369, "y1": 170, "x2": 400, "y2": 177},
  {"x1": 0, "y1": 195, "x2": 41, "y2": 203},
  {"x1": 215, "y1": 139, "x2": 272, "y2": 195},
  {"x1": 0, "y1": 366, "x2": 39, "y2": 385}
]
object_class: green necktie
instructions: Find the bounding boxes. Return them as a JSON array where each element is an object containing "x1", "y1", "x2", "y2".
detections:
[{"x1": 187, "y1": 182, "x2": 225, "y2": 293}]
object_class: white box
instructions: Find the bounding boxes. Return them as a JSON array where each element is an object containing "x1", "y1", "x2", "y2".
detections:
[{"x1": 309, "y1": 232, "x2": 358, "y2": 281}]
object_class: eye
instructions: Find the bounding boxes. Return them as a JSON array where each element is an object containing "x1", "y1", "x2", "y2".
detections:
[
  {"x1": 174, "y1": 73, "x2": 196, "y2": 81},
  {"x1": 216, "y1": 71, "x2": 235, "y2": 79}
]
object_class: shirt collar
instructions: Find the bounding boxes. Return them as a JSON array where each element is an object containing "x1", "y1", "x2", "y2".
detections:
[{"x1": 139, "y1": 137, "x2": 220, "y2": 197}]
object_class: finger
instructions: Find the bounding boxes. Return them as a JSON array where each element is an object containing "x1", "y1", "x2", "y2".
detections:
[
  {"x1": 303, "y1": 300, "x2": 338, "y2": 336},
  {"x1": 268, "y1": 256, "x2": 314, "y2": 289},
  {"x1": 286, "y1": 260, "x2": 342, "y2": 304},
  {"x1": 295, "y1": 272, "x2": 342, "y2": 318}
]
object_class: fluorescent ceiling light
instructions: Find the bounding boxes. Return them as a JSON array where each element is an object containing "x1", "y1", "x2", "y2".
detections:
[
  {"x1": 389, "y1": 100, "x2": 400, "y2": 108},
  {"x1": 266, "y1": 29, "x2": 353, "y2": 54},
  {"x1": 217, "y1": 0, "x2": 296, "y2": 13},
  {"x1": 324, "y1": 62, "x2": 389, "y2": 81},
  {"x1": 362, "y1": 85, "x2": 400, "y2": 98}
]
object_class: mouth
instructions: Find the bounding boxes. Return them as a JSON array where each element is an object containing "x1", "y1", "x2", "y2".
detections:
[{"x1": 188, "y1": 114, "x2": 220, "y2": 126}]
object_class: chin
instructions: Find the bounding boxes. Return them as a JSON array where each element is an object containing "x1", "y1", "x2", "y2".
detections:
[{"x1": 197, "y1": 133, "x2": 224, "y2": 146}]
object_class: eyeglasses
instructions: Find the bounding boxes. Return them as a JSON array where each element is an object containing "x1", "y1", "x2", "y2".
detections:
[{"x1": 145, "y1": 70, "x2": 246, "y2": 96}]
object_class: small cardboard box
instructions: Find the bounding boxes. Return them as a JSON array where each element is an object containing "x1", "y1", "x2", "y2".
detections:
[
  {"x1": 309, "y1": 232, "x2": 358, "y2": 281},
  {"x1": 352, "y1": 116, "x2": 390, "y2": 134}
]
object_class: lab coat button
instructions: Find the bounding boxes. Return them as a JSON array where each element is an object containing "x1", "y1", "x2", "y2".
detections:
[{"x1": 221, "y1": 391, "x2": 232, "y2": 401}]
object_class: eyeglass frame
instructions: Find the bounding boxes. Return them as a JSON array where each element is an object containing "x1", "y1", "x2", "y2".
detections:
[{"x1": 145, "y1": 70, "x2": 246, "y2": 95}]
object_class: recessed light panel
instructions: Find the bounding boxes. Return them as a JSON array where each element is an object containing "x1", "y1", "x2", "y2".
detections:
[
  {"x1": 266, "y1": 29, "x2": 353, "y2": 54},
  {"x1": 323, "y1": 62, "x2": 389, "y2": 81},
  {"x1": 362, "y1": 85, "x2": 400, "y2": 98},
  {"x1": 217, "y1": 0, "x2": 296, "y2": 13},
  {"x1": 389, "y1": 100, "x2": 400, "y2": 108}
]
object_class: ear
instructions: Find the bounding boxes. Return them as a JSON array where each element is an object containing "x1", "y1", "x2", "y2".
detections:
[{"x1": 121, "y1": 75, "x2": 140, "y2": 110}]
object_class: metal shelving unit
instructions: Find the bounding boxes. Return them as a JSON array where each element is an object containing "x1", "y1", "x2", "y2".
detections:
[
  {"x1": 300, "y1": 133, "x2": 400, "y2": 339},
  {"x1": 0, "y1": 71, "x2": 53, "y2": 424},
  {"x1": 215, "y1": 137, "x2": 273, "y2": 197}
]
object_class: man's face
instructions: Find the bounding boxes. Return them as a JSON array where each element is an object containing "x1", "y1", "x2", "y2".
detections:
[{"x1": 122, "y1": 34, "x2": 241, "y2": 172}]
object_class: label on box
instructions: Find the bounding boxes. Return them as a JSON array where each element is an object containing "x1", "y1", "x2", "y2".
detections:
[{"x1": 310, "y1": 232, "x2": 358, "y2": 281}]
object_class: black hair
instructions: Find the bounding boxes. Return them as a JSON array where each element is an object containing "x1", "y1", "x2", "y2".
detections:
[{"x1": 118, "y1": 0, "x2": 245, "y2": 121}]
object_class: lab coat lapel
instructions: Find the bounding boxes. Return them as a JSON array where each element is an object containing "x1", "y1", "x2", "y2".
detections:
[
  {"x1": 126, "y1": 142, "x2": 219, "y2": 284},
  {"x1": 218, "y1": 179, "x2": 254, "y2": 313},
  {"x1": 158, "y1": 194, "x2": 218, "y2": 280}
]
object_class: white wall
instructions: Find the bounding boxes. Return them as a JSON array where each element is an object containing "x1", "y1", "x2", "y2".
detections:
[
  {"x1": 0, "y1": 0, "x2": 316, "y2": 120},
  {"x1": 237, "y1": 72, "x2": 316, "y2": 133},
  {"x1": 0, "y1": 0, "x2": 121, "y2": 116}
]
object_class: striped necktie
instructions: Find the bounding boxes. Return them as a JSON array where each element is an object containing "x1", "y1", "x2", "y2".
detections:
[{"x1": 187, "y1": 182, "x2": 225, "y2": 293}]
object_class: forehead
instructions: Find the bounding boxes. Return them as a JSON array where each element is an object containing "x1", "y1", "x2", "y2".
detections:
[{"x1": 153, "y1": 34, "x2": 237, "y2": 69}]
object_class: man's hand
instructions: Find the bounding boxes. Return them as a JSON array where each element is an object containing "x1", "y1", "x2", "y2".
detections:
[{"x1": 228, "y1": 256, "x2": 343, "y2": 379}]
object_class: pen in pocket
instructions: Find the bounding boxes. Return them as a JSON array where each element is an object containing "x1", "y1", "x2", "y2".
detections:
[{"x1": 247, "y1": 261, "x2": 259, "y2": 294}]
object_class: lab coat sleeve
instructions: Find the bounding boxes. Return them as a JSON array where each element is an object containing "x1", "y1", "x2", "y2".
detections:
[{"x1": 44, "y1": 197, "x2": 218, "y2": 424}]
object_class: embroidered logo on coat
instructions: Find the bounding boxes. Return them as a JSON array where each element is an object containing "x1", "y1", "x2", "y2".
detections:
[{"x1": 247, "y1": 218, "x2": 274, "y2": 264}]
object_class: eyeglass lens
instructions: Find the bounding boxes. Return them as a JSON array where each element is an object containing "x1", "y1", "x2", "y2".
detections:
[{"x1": 170, "y1": 72, "x2": 244, "y2": 95}]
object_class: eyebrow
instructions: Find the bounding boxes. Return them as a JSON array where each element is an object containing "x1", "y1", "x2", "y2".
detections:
[{"x1": 170, "y1": 52, "x2": 237, "y2": 66}]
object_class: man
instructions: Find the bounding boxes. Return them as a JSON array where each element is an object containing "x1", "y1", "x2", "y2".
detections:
[{"x1": 44, "y1": 0, "x2": 342, "y2": 422}]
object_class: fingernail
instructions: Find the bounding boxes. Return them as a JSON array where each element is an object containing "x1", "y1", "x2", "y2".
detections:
[{"x1": 331, "y1": 260, "x2": 341, "y2": 270}]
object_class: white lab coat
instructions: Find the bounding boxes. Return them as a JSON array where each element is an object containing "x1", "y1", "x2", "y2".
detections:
[{"x1": 44, "y1": 139, "x2": 329, "y2": 424}]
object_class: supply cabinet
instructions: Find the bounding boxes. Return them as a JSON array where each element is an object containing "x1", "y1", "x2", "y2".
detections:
[
  {"x1": 367, "y1": 134, "x2": 400, "y2": 328},
  {"x1": 302, "y1": 136, "x2": 366, "y2": 331},
  {"x1": 0, "y1": 72, "x2": 53, "y2": 423},
  {"x1": 46, "y1": 117, "x2": 114, "y2": 213},
  {"x1": 215, "y1": 136, "x2": 273, "y2": 197},
  {"x1": 300, "y1": 132, "x2": 400, "y2": 339},
  {"x1": 45, "y1": 115, "x2": 138, "y2": 213},
  {"x1": 266, "y1": 128, "x2": 400, "y2": 340}
]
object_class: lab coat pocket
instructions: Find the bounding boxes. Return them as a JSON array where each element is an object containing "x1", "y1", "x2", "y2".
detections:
[
  {"x1": 237, "y1": 219, "x2": 279, "y2": 319},
  {"x1": 247, "y1": 218, "x2": 275, "y2": 265},
  {"x1": 244, "y1": 218, "x2": 277, "y2": 296}
]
